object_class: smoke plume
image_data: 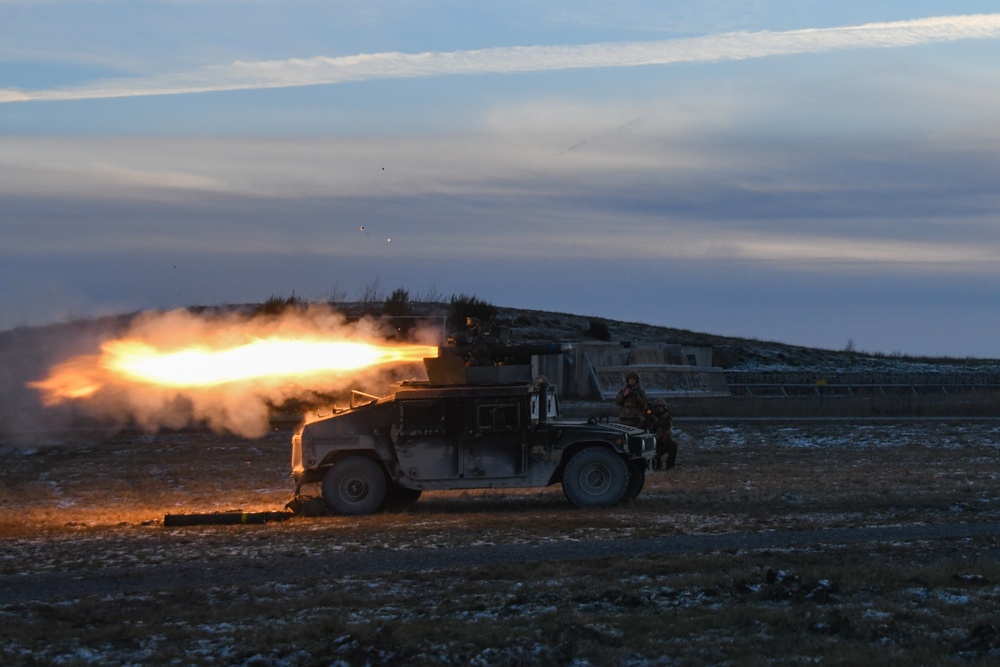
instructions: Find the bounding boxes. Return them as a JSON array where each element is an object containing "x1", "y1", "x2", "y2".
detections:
[{"x1": 23, "y1": 305, "x2": 440, "y2": 439}]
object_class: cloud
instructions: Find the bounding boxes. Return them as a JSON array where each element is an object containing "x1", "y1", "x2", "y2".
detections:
[
  {"x1": 3, "y1": 122, "x2": 1000, "y2": 269},
  {"x1": 3, "y1": 14, "x2": 1000, "y2": 103}
]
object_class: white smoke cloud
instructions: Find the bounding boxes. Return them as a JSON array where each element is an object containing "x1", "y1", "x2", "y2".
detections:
[
  {"x1": 26, "y1": 306, "x2": 442, "y2": 439},
  {"x1": 2, "y1": 14, "x2": 999, "y2": 103}
]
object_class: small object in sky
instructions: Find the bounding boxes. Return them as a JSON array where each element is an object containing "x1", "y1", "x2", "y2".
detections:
[{"x1": 387, "y1": 237, "x2": 392, "y2": 243}]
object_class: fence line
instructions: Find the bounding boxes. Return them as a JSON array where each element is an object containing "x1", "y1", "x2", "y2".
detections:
[{"x1": 727, "y1": 382, "x2": 1000, "y2": 398}]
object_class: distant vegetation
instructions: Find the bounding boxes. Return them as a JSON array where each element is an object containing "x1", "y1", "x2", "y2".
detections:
[
  {"x1": 254, "y1": 292, "x2": 306, "y2": 315},
  {"x1": 586, "y1": 319, "x2": 612, "y2": 341},
  {"x1": 446, "y1": 294, "x2": 498, "y2": 332},
  {"x1": 382, "y1": 288, "x2": 412, "y2": 318},
  {"x1": 252, "y1": 284, "x2": 501, "y2": 339}
]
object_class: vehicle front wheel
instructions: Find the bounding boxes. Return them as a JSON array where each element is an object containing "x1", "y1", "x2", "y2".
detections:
[
  {"x1": 624, "y1": 462, "x2": 646, "y2": 500},
  {"x1": 322, "y1": 456, "x2": 388, "y2": 516},
  {"x1": 562, "y1": 447, "x2": 629, "y2": 508}
]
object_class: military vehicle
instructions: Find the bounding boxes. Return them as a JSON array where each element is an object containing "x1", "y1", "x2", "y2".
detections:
[{"x1": 291, "y1": 337, "x2": 657, "y2": 515}]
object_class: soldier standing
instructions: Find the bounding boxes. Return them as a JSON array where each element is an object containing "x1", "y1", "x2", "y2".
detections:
[
  {"x1": 615, "y1": 371, "x2": 648, "y2": 427},
  {"x1": 646, "y1": 397, "x2": 676, "y2": 470}
]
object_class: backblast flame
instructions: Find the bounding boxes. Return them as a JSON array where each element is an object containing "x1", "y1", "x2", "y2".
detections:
[
  {"x1": 30, "y1": 354, "x2": 105, "y2": 406},
  {"x1": 32, "y1": 336, "x2": 438, "y2": 403},
  {"x1": 26, "y1": 306, "x2": 442, "y2": 437},
  {"x1": 102, "y1": 338, "x2": 437, "y2": 388}
]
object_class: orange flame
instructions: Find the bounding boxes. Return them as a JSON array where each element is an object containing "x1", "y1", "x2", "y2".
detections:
[
  {"x1": 32, "y1": 336, "x2": 438, "y2": 404},
  {"x1": 30, "y1": 354, "x2": 105, "y2": 404}
]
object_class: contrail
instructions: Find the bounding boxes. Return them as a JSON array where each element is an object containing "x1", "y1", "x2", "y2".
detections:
[{"x1": 2, "y1": 14, "x2": 999, "y2": 103}]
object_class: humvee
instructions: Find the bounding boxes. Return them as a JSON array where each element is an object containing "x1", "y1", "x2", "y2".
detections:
[{"x1": 291, "y1": 343, "x2": 657, "y2": 515}]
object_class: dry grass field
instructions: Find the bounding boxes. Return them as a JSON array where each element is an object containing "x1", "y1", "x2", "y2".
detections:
[
  {"x1": 2, "y1": 417, "x2": 999, "y2": 666},
  {"x1": 3, "y1": 304, "x2": 1000, "y2": 664}
]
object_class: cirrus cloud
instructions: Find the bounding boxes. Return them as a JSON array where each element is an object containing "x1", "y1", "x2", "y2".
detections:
[{"x1": 2, "y1": 14, "x2": 999, "y2": 103}]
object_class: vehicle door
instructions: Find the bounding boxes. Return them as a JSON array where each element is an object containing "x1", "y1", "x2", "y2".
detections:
[
  {"x1": 461, "y1": 397, "x2": 528, "y2": 479},
  {"x1": 392, "y1": 398, "x2": 463, "y2": 480}
]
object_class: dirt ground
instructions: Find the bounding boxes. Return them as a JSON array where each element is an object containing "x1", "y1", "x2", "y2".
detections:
[{"x1": 2, "y1": 417, "x2": 1000, "y2": 665}]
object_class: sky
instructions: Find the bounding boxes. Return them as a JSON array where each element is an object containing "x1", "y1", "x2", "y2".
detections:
[{"x1": 2, "y1": 1, "x2": 1000, "y2": 358}]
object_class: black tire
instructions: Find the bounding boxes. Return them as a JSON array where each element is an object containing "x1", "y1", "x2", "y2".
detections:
[
  {"x1": 322, "y1": 456, "x2": 388, "y2": 516},
  {"x1": 624, "y1": 462, "x2": 646, "y2": 500},
  {"x1": 562, "y1": 447, "x2": 629, "y2": 508},
  {"x1": 383, "y1": 484, "x2": 423, "y2": 512}
]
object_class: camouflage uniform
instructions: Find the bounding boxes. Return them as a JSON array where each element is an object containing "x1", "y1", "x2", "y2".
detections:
[
  {"x1": 615, "y1": 372, "x2": 648, "y2": 427},
  {"x1": 645, "y1": 398, "x2": 676, "y2": 469}
]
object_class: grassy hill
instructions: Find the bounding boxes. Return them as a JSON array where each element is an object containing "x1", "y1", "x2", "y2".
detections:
[
  {"x1": 490, "y1": 306, "x2": 1000, "y2": 374},
  {"x1": 3, "y1": 302, "x2": 1000, "y2": 439}
]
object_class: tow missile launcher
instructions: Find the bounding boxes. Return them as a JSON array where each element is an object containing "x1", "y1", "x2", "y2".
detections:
[{"x1": 291, "y1": 333, "x2": 657, "y2": 515}]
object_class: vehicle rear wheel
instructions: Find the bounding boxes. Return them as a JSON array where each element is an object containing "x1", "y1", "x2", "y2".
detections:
[
  {"x1": 382, "y1": 484, "x2": 423, "y2": 512},
  {"x1": 624, "y1": 462, "x2": 646, "y2": 500},
  {"x1": 322, "y1": 456, "x2": 388, "y2": 516},
  {"x1": 562, "y1": 447, "x2": 629, "y2": 508}
]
